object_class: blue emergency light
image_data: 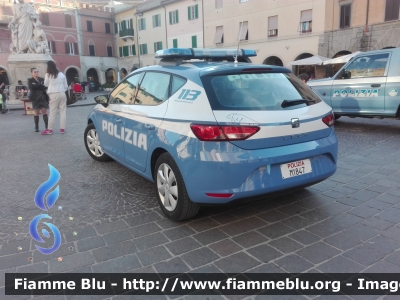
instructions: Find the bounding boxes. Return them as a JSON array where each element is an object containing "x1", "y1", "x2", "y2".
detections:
[{"x1": 155, "y1": 48, "x2": 257, "y2": 60}]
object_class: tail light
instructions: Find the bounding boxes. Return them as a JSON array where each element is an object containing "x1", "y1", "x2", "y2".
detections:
[
  {"x1": 205, "y1": 193, "x2": 233, "y2": 198},
  {"x1": 190, "y1": 124, "x2": 260, "y2": 141},
  {"x1": 322, "y1": 112, "x2": 335, "y2": 127}
]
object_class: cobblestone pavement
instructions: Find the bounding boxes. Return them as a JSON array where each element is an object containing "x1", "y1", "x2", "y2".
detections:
[{"x1": 0, "y1": 103, "x2": 400, "y2": 299}]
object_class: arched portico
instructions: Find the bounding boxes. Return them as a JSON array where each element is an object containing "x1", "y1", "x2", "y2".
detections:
[
  {"x1": 105, "y1": 68, "x2": 116, "y2": 83},
  {"x1": 263, "y1": 56, "x2": 283, "y2": 66},
  {"x1": 65, "y1": 66, "x2": 81, "y2": 84}
]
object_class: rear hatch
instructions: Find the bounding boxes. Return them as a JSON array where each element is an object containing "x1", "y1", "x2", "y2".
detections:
[{"x1": 200, "y1": 69, "x2": 333, "y2": 150}]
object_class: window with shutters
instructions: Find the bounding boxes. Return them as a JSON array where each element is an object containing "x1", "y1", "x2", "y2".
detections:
[
  {"x1": 191, "y1": 35, "x2": 197, "y2": 48},
  {"x1": 65, "y1": 14, "x2": 72, "y2": 28},
  {"x1": 385, "y1": 0, "x2": 400, "y2": 21},
  {"x1": 299, "y1": 10, "x2": 312, "y2": 33},
  {"x1": 41, "y1": 12, "x2": 50, "y2": 26},
  {"x1": 154, "y1": 41, "x2": 163, "y2": 52},
  {"x1": 65, "y1": 42, "x2": 76, "y2": 54},
  {"x1": 215, "y1": 0, "x2": 223, "y2": 8},
  {"x1": 138, "y1": 18, "x2": 146, "y2": 31},
  {"x1": 169, "y1": 10, "x2": 179, "y2": 24},
  {"x1": 114, "y1": 22, "x2": 119, "y2": 34},
  {"x1": 105, "y1": 23, "x2": 111, "y2": 33},
  {"x1": 130, "y1": 45, "x2": 136, "y2": 56},
  {"x1": 107, "y1": 46, "x2": 112, "y2": 57},
  {"x1": 123, "y1": 46, "x2": 129, "y2": 57},
  {"x1": 214, "y1": 26, "x2": 224, "y2": 44},
  {"x1": 238, "y1": 21, "x2": 248, "y2": 41},
  {"x1": 139, "y1": 44, "x2": 148, "y2": 55},
  {"x1": 89, "y1": 45, "x2": 95, "y2": 56},
  {"x1": 339, "y1": 4, "x2": 351, "y2": 28},
  {"x1": 119, "y1": 47, "x2": 123, "y2": 57},
  {"x1": 87, "y1": 20, "x2": 93, "y2": 32},
  {"x1": 268, "y1": 16, "x2": 278, "y2": 37},
  {"x1": 48, "y1": 41, "x2": 56, "y2": 54},
  {"x1": 173, "y1": 39, "x2": 178, "y2": 48},
  {"x1": 188, "y1": 4, "x2": 198, "y2": 20},
  {"x1": 152, "y1": 14, "x2": 161, "y2": 27}
]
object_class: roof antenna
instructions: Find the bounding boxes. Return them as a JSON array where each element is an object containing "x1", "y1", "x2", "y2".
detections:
[{"x1": 234, "y1": 0, "x2": 248, "y2": 63}]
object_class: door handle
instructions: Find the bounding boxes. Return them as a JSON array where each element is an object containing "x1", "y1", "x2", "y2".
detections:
[
  {"x1": 115, "y1": 118, "x2": 122, "y2": 123},
  {"x1": 144, "y1": 124, "x2": 155, "y2": 130},
  {"x1": 371, "y1": 84, "x2": 381, "y2": 87}
]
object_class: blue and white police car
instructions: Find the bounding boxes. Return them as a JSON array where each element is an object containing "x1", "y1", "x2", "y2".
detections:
[{"x1": 84, "y1": 48, "x2": 338, "y2": 221}]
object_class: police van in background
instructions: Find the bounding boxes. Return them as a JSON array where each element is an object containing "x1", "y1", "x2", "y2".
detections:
[
  {"x1": 308, "y1": 48, "x2": 400, "y2": 120},
  {"x1": 84, "y1": 48, "x2": 338, "y2": 221}
]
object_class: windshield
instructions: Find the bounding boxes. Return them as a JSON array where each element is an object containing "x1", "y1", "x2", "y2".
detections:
[{"x1": 201, "y1": 72, "x2": 321, "y2": 111}]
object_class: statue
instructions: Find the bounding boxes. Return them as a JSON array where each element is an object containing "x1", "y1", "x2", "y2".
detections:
[{"x1": 8, "y1": 0, "x2": 49, "y2": 54}]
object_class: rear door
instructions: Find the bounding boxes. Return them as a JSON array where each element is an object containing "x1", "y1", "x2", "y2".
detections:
[
  {"x1": 201, "y1": 71, "x2": 332, "y2": 150},
  {"x1": 330, "y1": 52, "x2": 390, "y2": 114}
]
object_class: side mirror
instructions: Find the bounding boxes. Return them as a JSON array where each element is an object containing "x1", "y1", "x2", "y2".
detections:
[
  {"x1": 343, "y1": 70, "x2": 351, "y2": 79},
  {"x1": 94, "y1": 94, "x2": 109, "y2": 107}
]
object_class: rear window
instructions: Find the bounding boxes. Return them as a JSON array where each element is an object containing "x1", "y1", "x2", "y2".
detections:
[{"x1": 201, "y1": 72, "x2": 321, "y2": 111}]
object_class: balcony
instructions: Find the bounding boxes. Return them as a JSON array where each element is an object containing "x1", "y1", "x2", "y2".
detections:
[{"x1": 119, "y1": 28, "x2": 134, "y2": 41}]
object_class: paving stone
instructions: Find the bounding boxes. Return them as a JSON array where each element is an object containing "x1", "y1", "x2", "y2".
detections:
[
  {"x1": 344, "y1": 182, "x2": 369, "y2": 190},
  {"x1": 288, "y1": 230, "x2": 321, "y2": 245},
  {"x1": 128, "y1": 223, "x2": 161, "y2": 238},
  {"x1": 187, "y1": 218, "x2": 220, "y2": 232},
  {"x1": 317, "y1": 202, "x2": 352, "y2": 215},
  {"x1": 343, "y1": 245, "x2": 386, "y2": 266},
  {"x1": 257, "y1": 210, "x2": 289, "y2": 223},
  {"x1": 153, "y1": 257, "x2": 190, "y2": 273},
  {"x1": 364, "y1": 200, "x2": 392, "y2": 210},
  {"x1": 136, "y1": 246, "x2": 171, "y2": 266},
  {"x1": 163, "y1": 226, "x2": 196, "y2": 241},
  {"x1": 274, "y1": 254, "x2": 313, "y2": 273},
  {"x1": 376, "y1": 194, "x2": 400, "y2": 205},
  {"x1": 209, "y1": 239, "x2": 242, "y2": 257},
  {"x1": 362, "y1": 217, "x2": 394, "y2": 231},
  {"x1": 64, "y1": 226, "x2": 97, "y2": 243},
  {"x1": 16, "y1": 262, "x2": 48, "y2": 273},
  {"x1": 232, "y1": 232, "x2": 268, "y2": 248},
  {"x1": 300, "y1": 209, "x2": 331, "y2": 222},
  {"x1": 155, "y1": 218, "x2": 187, "y2": 230},
  {"x1": 125, "y1": 212, "x2": 163, "y2": 227},
  {"x1": 132, "y1": 233, "x2": 169, "y2": 251},
  {"x1": 0, "y1": 239, "x2": 31, "y2": 255},
  {"x1": 257, "y1": 223, "x2": 295, "y2": 239},
  {"x1": 387, "y1": 189, "x2": 400, "y2": 197},
  {"x1": 306, "y1": 221, "x2": 344, "y2": 238},
  {"x1": 347, "y1": 205, "x2": 380, "y2": 218},
  {"x1": 247, "y1": 244, "x2": 283, "y2": 263},
  {"x1": 280, "y1": 216, "x2": 315, "y2": 229},
  {"x1": 317, "y1": 256, "x2": 364, "y2": 273},
  {"x1": 94, "y1": 220, "x2": 128, "y2": 235},
  {"x1": 296, "y1": 195, "x2": 334, "y2": 210},
  {"x1": 210, "y1": 212, "x2": 239, "y2": 225},
  {"x1": 277, "y1": 204, "x2": 309, "y2": 215},
  {"x1": 165, "y1": 237, "x2": 202, "y2": 256},
  {"x1": 385, "y1": 251, "x2": 400, "y2": 267},
  {"x1": 332, "y1": 186, "x2": 358, "y2": 195},
  {"x1": 103, "y1": 229, "x2": 132, "y2": 245},
  {"x1": 322, "y1": 190, "x2": 346, "y2": 199},
  {"x1": 91, "y1": 254, "x2": 141, "y2": 273},
  {"x1": 248, "y1": 263, "x2": 287, "y2": 273},
  {"x1": 214, "y1": 252, "x2": 260, "y2": 273},
  {"x1": 376, "y1": 208, "x2": 400, "y2": 223},
  {"x1": 367, "y1": 236, "x2": 400, "y2": 255},
  {"x1": 324, "y1": 231, "x2": 362, "y2": 251},
  {"x1": 364, "y1": 260, "x2": 400, "y2": 273},
  {"x1": 230, "y1": 206, "x2": 260, "y2": 219},
  {"x1": 296, "y1": 242, "x2": 340, "y2": 264},
  {"x1": 343, "y1": 224, "x2": 379, "y2": 241},
  {"x1": 76, "y1": 236, "x2": 104, "y2": 252},
  {"x1": 381, "y1": 226, "x2": 400, "y2": 242},
  {"x1": 193, "y1": 229, "x2": 228, "y2": 245},
  {"x1": 49, "y1": 251, "x2": 95, "y2": 272},
  {"x1": 219, "y1": 217, "x2": 267, "y2": 236},
  {"x1": 191, "y1": 264, "x2": 223, "y2": 273},
  {"x1": 32, "y1": 242, "x2": 76, "y2": 263},
  {"x1": 337, "y1": 197, "x2": 364, "y2": 207},
  {"x1": 181, "y1": 248, "x2": 219, "y2": 269},
  {"x1": 328, "y1": 213, "x2": 364, "y2": 228},
  {"x1": 92, "y1": 240, "x2": 136, "y2": 263},
  {"x1": 268, "y1": 237, "x2": 303, "y2": 253}
]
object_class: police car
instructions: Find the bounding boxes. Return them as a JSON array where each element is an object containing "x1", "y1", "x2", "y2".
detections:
[{"x1": 84, "y1": 48, "x2": 338, "y2": 221}]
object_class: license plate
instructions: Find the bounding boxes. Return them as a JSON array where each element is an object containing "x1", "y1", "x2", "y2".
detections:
[{"x1": 280, "y1": 159, "x2": 312, "y2": 179}]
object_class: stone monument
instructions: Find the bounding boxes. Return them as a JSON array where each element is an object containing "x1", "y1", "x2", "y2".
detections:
[{"x1": 7, "y1": 0, "x2": 52, "y2": 105}]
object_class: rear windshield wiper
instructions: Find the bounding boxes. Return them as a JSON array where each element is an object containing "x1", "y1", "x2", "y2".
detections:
[{"x1": 281, "y1": 99, "x2": 317, "y2": 108}]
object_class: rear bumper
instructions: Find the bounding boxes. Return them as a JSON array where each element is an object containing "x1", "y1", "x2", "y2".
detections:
[{"x1": 178, "y1": 130, "x2": 338, "y2": 204}]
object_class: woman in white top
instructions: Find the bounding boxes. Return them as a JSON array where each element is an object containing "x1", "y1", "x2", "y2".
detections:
[{"x1": 42, "y1": 60, "x2": 68, "y2": 135}]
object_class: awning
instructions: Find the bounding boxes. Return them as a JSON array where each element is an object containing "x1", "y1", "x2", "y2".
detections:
[
  {"x1": 238, "y1": 21, "x2": 248, "y2": 41},
  {"x1": 268, "y1": 16, "x2": 278, "y2": 30},
  {"x1": 288, "y1": 55, "x2": 330, "y2": 66},
  {"x1": 323, "y1": 51, "x2": 361, "y2": 65},
  {"x1": 214, "y1": 26, "x2": 224, "y2": 44}
]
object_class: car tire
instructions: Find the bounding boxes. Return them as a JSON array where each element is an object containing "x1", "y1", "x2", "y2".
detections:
[
  {"x1": 154, "y1": 153, "x2": 200, "y2": 221},
  {"x1": 84, "y1": 123, "x2": 111, "y2": 162}
]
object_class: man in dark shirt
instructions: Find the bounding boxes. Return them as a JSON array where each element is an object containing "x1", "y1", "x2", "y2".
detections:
[{"x1": 0, "y1": 72, "x2": 8, "y2": 113}]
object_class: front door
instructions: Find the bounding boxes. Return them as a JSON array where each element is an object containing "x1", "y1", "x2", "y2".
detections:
[{"x1": 330, "y1": 52, "x2": 390, "y2": 115}]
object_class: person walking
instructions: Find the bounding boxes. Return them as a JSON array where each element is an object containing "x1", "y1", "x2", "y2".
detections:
[
  {"x1": 42, "y1": 61, "x2": 68, "y2": 135},
  {"x1": 27, "y1": 68, "x2": 48, "y2": 132}
]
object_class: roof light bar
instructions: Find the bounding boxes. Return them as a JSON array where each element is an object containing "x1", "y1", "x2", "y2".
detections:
[{"x1": 155, "y1": 48, "x2": 257, "y2": 60}]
